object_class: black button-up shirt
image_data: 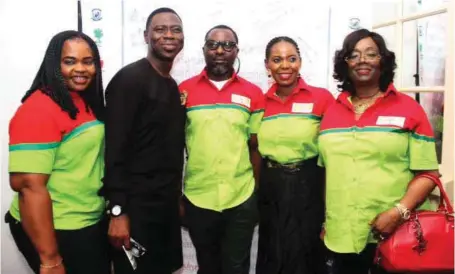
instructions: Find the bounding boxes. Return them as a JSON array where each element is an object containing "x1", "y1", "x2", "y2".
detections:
[{"x1": 101, "y1": 58, "x2": 185, "y2": 214}]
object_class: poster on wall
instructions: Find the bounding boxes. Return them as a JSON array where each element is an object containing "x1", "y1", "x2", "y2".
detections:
[
  {"x1": 81, "y1": 0, "x2": 123, "y2": 88},
  {"x1": 82, "y1": 1, "x2": 106, "y2": 70}
]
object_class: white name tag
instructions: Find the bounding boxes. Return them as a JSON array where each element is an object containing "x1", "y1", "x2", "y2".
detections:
[
  {"x1": 376, "y1": 116, "x2": 406, "y2": 127},
  {"x1": 292, "y1": 103, "x2": 313, "y2": 113},
  {"x1": 231, "y1": 94, "x2": 251, "y2": 108}
]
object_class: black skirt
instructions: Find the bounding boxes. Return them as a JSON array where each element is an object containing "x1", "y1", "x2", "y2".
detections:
[{"x1": 256, "y1": 157, "x2": 327, "y2": 274}]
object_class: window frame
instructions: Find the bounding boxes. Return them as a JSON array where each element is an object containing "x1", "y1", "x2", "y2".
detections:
[{"x1": 372, "y1": 0, "x2": 454, "y2": 195}]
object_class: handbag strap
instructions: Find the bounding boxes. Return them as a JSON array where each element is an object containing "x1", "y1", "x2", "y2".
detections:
[{"x1": 415, "y1": 173, "x2": 454, "y2": 214}]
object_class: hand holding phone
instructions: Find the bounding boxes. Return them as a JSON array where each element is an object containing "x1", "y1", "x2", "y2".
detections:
[{"x1": 123, "y1": 238, "x2": 147, "y2": 270}]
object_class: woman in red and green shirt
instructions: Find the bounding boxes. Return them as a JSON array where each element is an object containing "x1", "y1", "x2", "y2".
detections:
[
  {"x1": 256, "y1": 36, "x2": 334, "y2": 274},
  {"x1": 318, "y1": 29, "x2": 439, "y2": 274},
  {"x1": 6, "y1": 31, "x2": 109, "y2": 274}
]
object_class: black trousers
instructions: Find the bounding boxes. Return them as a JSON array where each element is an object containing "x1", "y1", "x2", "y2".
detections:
[
  {"x1": 111, "y1": 203, "x2": 183, "y2": 274},
  {"x1": 256, "y1": 157, "x2": 327, "y2": 274},
  {"x1": 6, "y1": 211, "x2": 111, "y2": 274},
  {"x1": 183, "y1": 192, "x2": 258, "y2": 274},
  {"x1": 328, "y1": 244, "x2": 400, "y2": 274}
]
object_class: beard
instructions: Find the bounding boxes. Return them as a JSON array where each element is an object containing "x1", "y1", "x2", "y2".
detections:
[{"x1": 208, "y1": 63, "x2": 233, "y2": 77}]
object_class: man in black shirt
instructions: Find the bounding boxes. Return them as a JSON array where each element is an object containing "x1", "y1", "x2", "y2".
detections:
[{"x1": 102, "y1": 7, "x2": 185, "y2": 274}]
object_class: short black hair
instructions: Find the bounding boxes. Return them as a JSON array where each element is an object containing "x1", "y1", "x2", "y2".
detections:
[
  {"x1": 265, "y1": 36, "x2": 301, "y2": 60},
  {"x1": 22, "y1": 30, "x2": 105, "y2": 121},
  {"x1": 145, "y1": 7, "x2": 181, "y2": 30},
  {"x1": 333, "y1": 28, "x2": 397, "y2": 94},
  {"x1": 204, "y1": 25, "x2": 239, "y2": 43}
]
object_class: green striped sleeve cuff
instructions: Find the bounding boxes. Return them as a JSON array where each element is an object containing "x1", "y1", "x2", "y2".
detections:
[
  {"x1": 409, "y1": 137, "x2": 439, "y2": 170},
  {"x1": 9, "y1": 147, "x2": 57, "y2": 174}
]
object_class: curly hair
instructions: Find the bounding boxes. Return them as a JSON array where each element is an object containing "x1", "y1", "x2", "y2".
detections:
[
  {"x1": 333, "y1": 29, "x2": 396, "y2": 94},
  {"x1": 22, "y1": 30, "x2": 105, "y2": 121}
]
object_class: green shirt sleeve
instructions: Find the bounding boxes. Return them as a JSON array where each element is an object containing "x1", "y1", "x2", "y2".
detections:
[
  {"x1": 9, "y1": 104, "x2": 61, "y2": 174},
  {"x1": 248, "y1": 89, "x2": 265, "y2": 135},
  {"x1": 409, "y1": 105, "x2": 439, "y2": 171}
]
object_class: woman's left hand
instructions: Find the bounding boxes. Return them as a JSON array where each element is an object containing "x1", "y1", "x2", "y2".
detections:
[{"x1": 369, "y1": 207, "x2": 403, "y2": 240}]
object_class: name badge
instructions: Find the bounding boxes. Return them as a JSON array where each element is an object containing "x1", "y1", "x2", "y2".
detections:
[
  {"x1": 231, "y1": 94, "x2": 251, "y2": 108},
  {"x1": 376, "y1": 116, "x2": 406, "y2": 127},
  {"x1": 292, "y1": 103, "x2": 313, "y2": 113}
]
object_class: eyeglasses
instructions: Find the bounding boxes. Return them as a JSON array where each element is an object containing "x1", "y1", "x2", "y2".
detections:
[
  {"x1": 205, "y1": 40, "x2": 237, "y2": 52},
  {"x1": 345, "y1": 51, "x2": 381, "y2": 63}
]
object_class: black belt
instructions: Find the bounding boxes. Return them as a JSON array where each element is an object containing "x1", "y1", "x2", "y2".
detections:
[{"x1": 264, "y1": 157, "x2": 317, "y2": 171}]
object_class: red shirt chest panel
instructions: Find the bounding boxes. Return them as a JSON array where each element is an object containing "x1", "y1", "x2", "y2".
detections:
[{"x1": 321, "y1": 91, "x2": 423, "y2": 132}]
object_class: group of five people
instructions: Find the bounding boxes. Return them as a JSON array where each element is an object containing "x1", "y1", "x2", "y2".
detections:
[{"x1": 6, "y1": 7, "x2": 439, "y2": 274}]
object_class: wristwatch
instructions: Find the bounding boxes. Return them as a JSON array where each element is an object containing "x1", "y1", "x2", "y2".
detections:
[
  {"x1": 395, "y1": 203, "x2": 411, "y2": 220},
  {"x1": 108, "y1": 204, "x2": 124, "y2": 217}
]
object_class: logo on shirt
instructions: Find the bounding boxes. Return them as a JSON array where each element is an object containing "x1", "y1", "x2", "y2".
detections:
[
  {"x1": 231, "y1": 94, "x2": 251, "y2": 108},
  {"x1": 291, "y1": 103, "x2": 313, "y2": 113},
  {"x1": 376, "y1": 116, "x2": 406, "y2": 127},
  {"x1": 180, "y1": 90, "x2": 188, "y2": 106}
]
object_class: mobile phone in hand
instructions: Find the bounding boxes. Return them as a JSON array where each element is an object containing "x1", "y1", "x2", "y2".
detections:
[{"x1": 123, "y1": 237, "x2": 147, "y2": 270}]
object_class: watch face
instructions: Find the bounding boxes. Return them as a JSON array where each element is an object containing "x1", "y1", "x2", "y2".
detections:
[{"x1": 112, "y1": 205, "x2": 122, "y2": 216}]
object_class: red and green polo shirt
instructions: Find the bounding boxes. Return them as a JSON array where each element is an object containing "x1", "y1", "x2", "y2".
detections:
[
  {"x1": 9, "y1": 91, "x2": 105, "y2": 230},
  {"x1": 179, "y1": 69, "x2": 265, "y2": 212},
  {"x1": 258, "y1": 78, "x2": 334, "y2": 163},
  {"x1": 318, "y1": 84, "x2": 438, "y2": 254}
]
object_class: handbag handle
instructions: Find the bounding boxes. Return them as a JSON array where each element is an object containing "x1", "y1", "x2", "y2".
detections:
[{"x1": 415, "y1": 173, "x2": 454, "y2": 214}]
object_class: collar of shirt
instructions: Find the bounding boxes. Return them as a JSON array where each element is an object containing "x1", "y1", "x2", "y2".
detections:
[
  {"x1": 337, "y1": 82, "x2": 398, "y2": 110},
  {"x1": 265, "y1": 77, "x2": 310, "y2": 102},
  {"x1": 196, "y1": 68, "x2": 240, "y2": 85}
]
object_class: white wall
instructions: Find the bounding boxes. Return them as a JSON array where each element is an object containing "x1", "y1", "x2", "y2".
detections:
[
  {"x1": 0, "y1": 1, "x2": 77, "y2": 273},
  {"x1": 327, "y1": 0, "x2": 372, "y2": 95},
  {"x1": 0, "y1": 1, "x2": 371, "y2": 273}
]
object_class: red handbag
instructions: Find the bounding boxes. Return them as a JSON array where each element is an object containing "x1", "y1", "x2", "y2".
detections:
[{"x1": 375, "y1": 173, "x2": 454, "y2": 272}]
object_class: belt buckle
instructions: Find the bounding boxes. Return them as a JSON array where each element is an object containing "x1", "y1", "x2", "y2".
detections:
[
  {"x1": 284, "y1": 162, "x2": 300, "y2": 172},
  {"x1": 288, "y1": 163, "x2": 298, "y2": 169}
]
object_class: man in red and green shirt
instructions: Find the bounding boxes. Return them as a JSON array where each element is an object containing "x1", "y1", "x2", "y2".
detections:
[{"x1": 179, "y1": 25, "x2": 264, "y2": 274}]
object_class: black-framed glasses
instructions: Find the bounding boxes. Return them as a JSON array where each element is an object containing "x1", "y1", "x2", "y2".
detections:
[
  {"x1": 205, "y1": 40, "x2": 237, "y2": 52},
  {"x1": 345, "y1": 51, "x2": 381, "y2": 63}
]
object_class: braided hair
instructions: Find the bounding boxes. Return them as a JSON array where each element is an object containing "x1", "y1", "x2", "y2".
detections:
[
  {"x1": 22, "y1": 30, "x2": 105, "y2": 121},
  {"x1": 265, "y1": 36, "x2": 301, "y2": 60}
]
